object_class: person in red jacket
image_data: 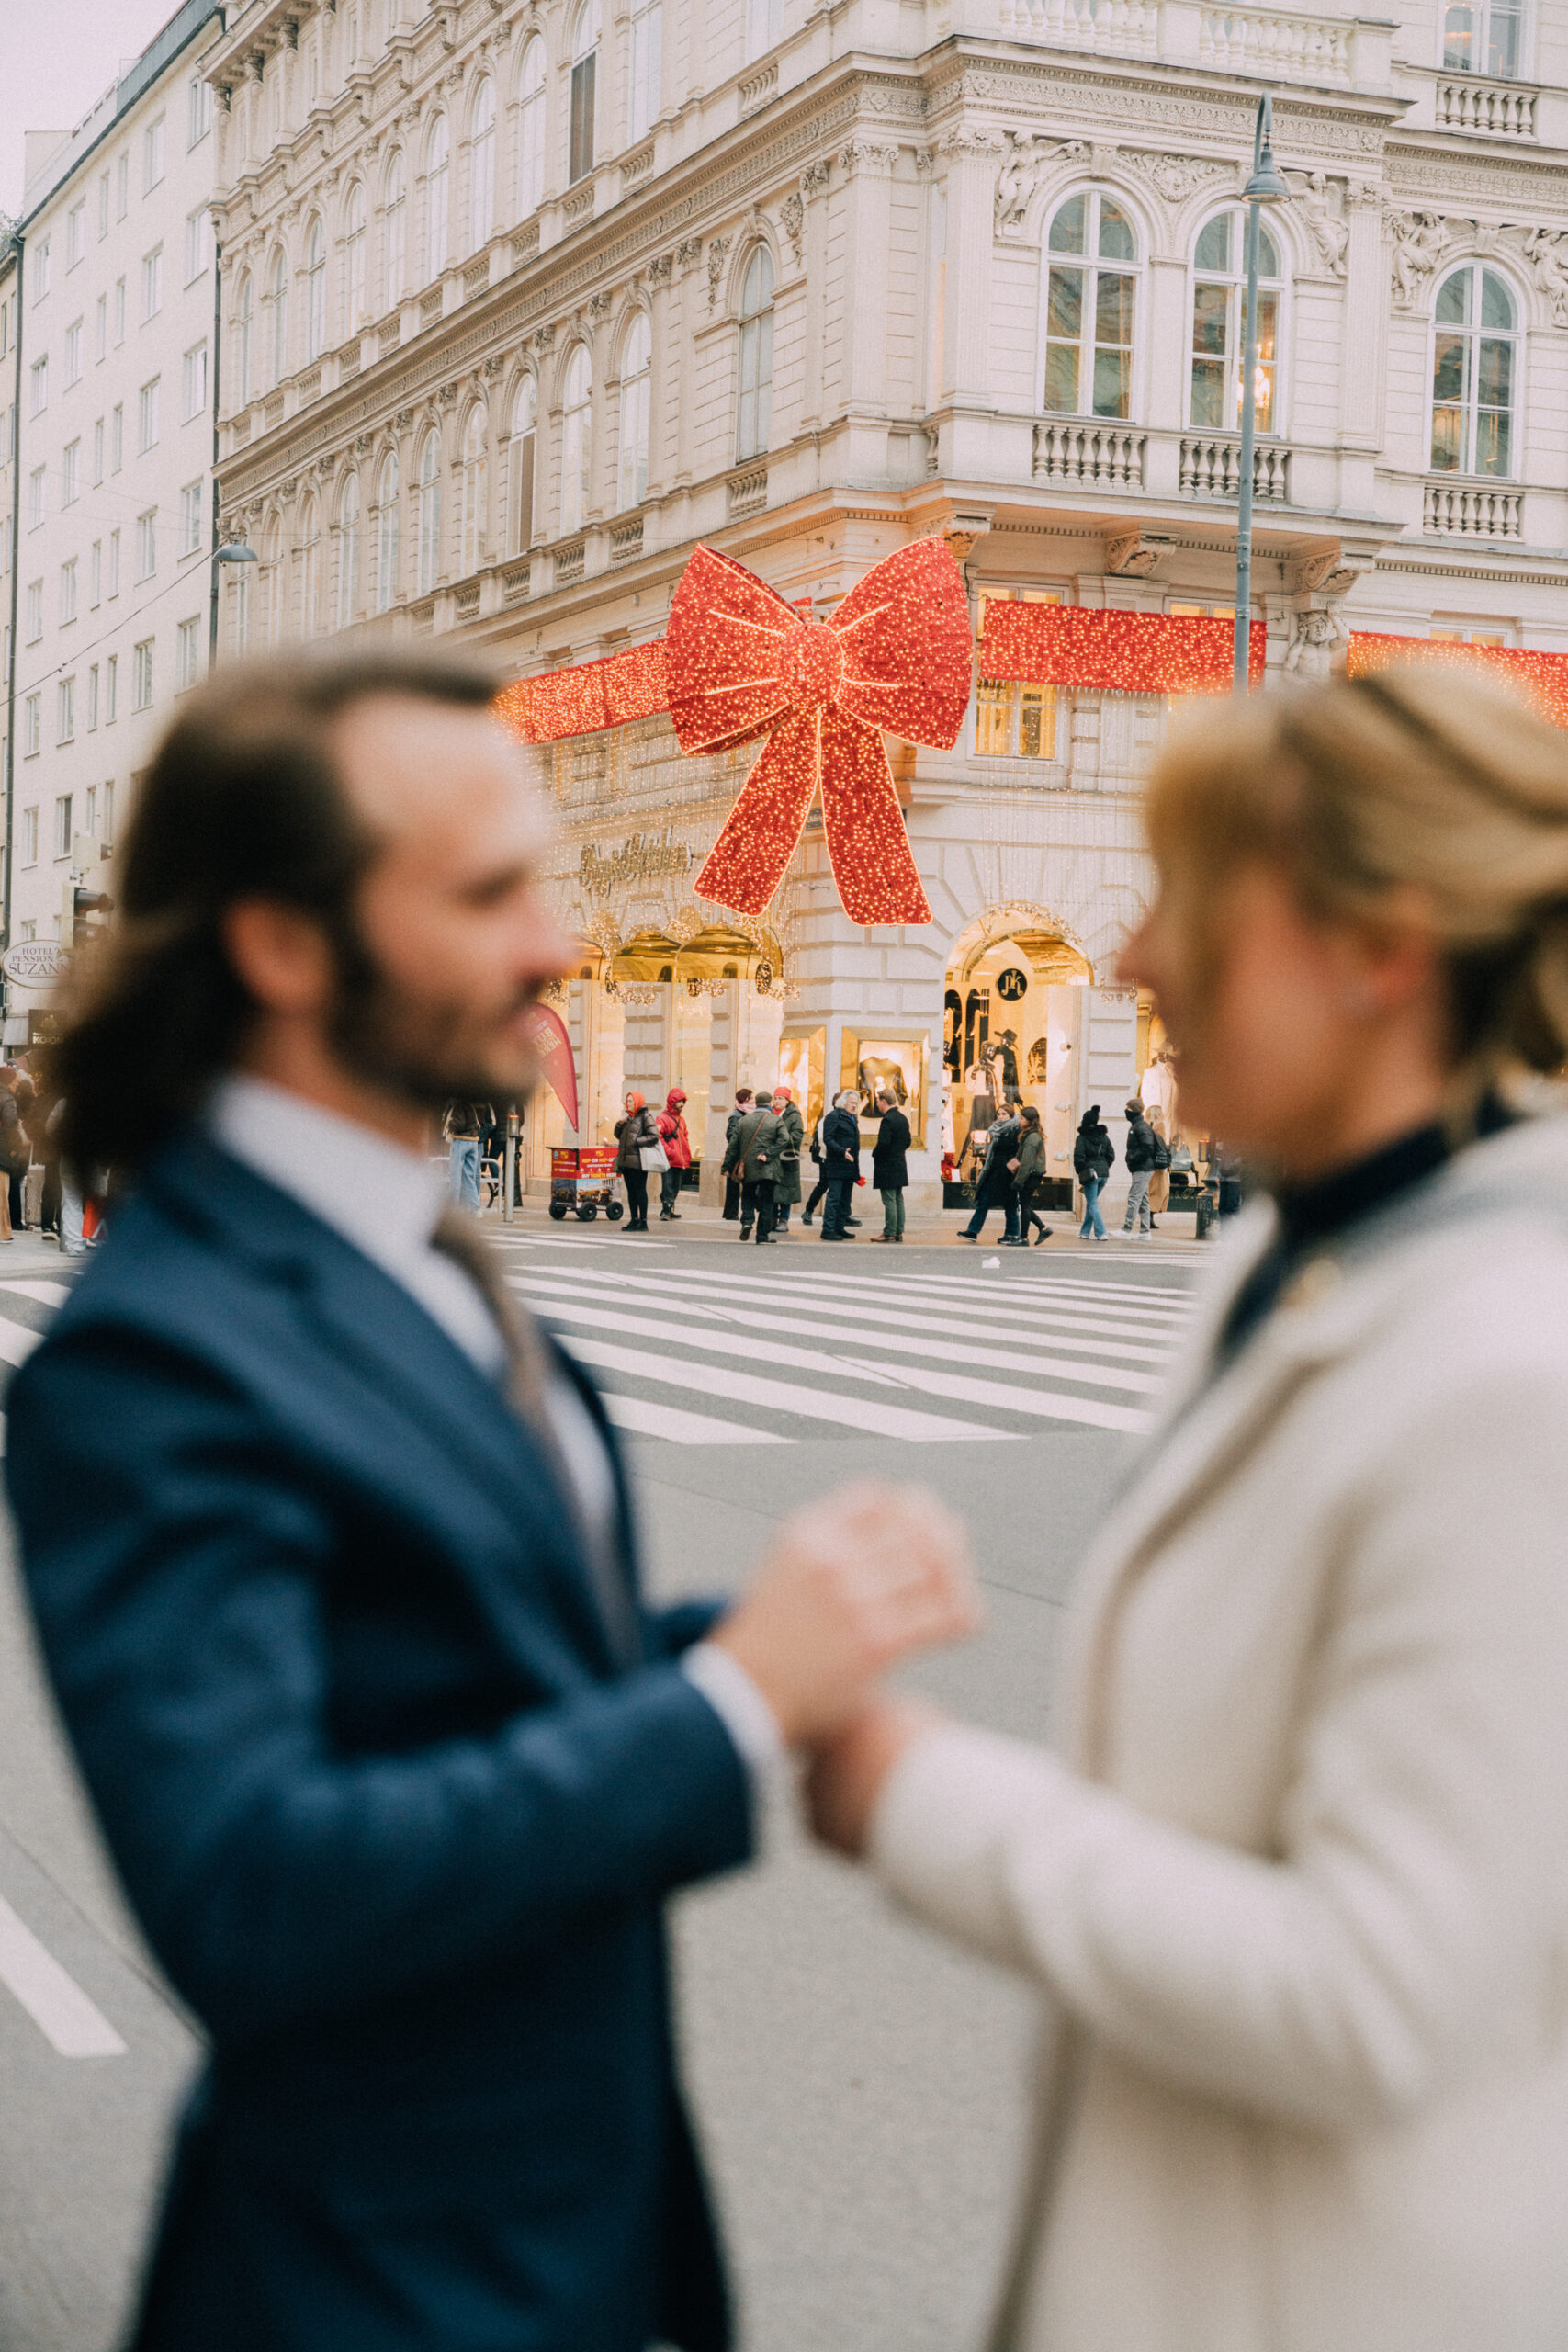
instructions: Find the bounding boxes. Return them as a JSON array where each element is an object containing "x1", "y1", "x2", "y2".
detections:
[{"x1": 656, "y1": 1088, "x2": 692, "y2": 1221}]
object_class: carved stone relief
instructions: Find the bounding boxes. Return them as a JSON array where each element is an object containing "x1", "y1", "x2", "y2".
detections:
[{"x1": 994, "y1": 132, "x2": 1088, "y2": 237}]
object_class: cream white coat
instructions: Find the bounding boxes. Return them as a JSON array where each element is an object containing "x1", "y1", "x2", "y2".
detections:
[{"x1": 873, "y1": 1116, "x2": 1568, "y2": 2352}]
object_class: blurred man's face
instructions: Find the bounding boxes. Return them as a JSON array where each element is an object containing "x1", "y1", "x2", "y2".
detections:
[{"x1": 324, "y1": 695, "x2": 571, "y2": 1110}]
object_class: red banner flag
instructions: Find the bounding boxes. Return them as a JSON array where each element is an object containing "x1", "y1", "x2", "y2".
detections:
[{"x1": 523, "y1": 1002, "x2": 579, "y2": 1132}]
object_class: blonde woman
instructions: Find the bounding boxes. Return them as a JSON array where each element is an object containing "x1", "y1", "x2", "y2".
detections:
[
  {"x1": 811, "y1": 668, "x2": 1568, "y2": 2352},
  {"x1": 1145, "y1": 1105, "x2": 1170, "y2": 1229}
]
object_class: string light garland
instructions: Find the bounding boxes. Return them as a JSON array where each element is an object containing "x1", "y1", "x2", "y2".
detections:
[
  {"x1": 496, "y1": 639, "x2": 669, "y2": 743},
  {"x1": 980, "y1": 604, "x2": 1266, "y2": 695},
  {"x1": 1347, "y1": 632, "x2": 1568, "y2": 728},
  {"x1": 665, "y1": 539, "x2": 972, "y2": 925}
]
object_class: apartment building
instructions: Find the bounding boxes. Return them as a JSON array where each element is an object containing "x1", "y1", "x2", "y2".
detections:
[
  {"x1": 205, "y1": 0, "x2": 1568, "y2": 1196},
  {"x1": 1, "y1": 0, "x2": 225, "y2": 1048}
]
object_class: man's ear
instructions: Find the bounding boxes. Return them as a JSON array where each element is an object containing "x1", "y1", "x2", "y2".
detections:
[{"x1": 222, "y1": 899, "x2": 336, "y2": 1018}]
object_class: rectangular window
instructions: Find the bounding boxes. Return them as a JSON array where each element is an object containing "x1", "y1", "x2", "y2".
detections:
[
  {"x1": 24, "y1": 580, "x2": 42, "y2": 640},
  {"x1": 569, "y1": 51, "x2": 596, "y2": 185},
  {"x1": 98, "y1": 171, "x2": 110, "y2": 240},
  {"x1": 92, "y1": 416, "x2": 104, "y2": 481},
  {"x1": 66, "y1": 199, "x2": 85, "y2": 269},
  {"x1": 60, "y1": 557, "x2": 77, "y2": 623},
  {"x1": 0, "y1": 299, "x2": 7, "y2": 360},
  {"x1": 23, "y1": 705, "x2": 40, "y2": 767},
  {"x1": 62, "y1": 439, "x2": 80, "y2": 504},
  {"x1": 182, "y1": 341, "x2": 208, "y2": 420},
  {"x1": 188, "y1": 73, "x2": 212, "y2": 147},
  {"x1": 64, "y1": 317, "x2": 82, "y2": 384},
  {"x1": 90, "y1": 540, "x2": 102, "y2": 605},
  {"x1": 136, "y1": 510, "x2": 157, "y2": 581},
  {"x1": 143, "y1": 115, "x2": 166, "y2": 193},
  {"x1": 139, "y1": 378, "x2": 160, "y2": 451},
  {"x1": 21, "y1": 808, "x2": 39, "y2": 868},
  {"x1": 111, "y1": 402, "x2": 123, "y2": 469},
  {"x1": 105, "y1": 655, "x2": 118, "y2": 723},
  {"x1": 133, "y1": 639, "x2": 154, "y2": 710},
  {"x1": 0, "y1": 401, "x2": 10, "y2": 465},
  {"x1": 108, "y1": 528, "x2": 121, "y2": 596},
  {"x1": 185, "y1": 207, "x2": 211, "y2": 284},
  {"x1": 28, "y1": 466, "x2": 45, "y2": 527},
  {"x1": 180, "y1": 479, "x2": 204, "y2": 555},
  {"x1": 56, "y1": 685, "x2": 74, "y2": 751},
  {"x1": 116, "y1": 153, "x2": 129, "y2": 218},
  {"x1": 33, "y1": 238, "x2": 50, "y2": 300},
  {"x1": 54, "y1": 790, "x2": 73, "y2": 852},
  {"x1": 974, "y1": 591, "x2": 1064, "y2": 762},
  {"x1": 176, "y1": 616, "x2": 200, "y2": 690},
  {"x1": 95, "y1": 291, "x2": 107, "y2": 361},
  {"x1": 141, "y1": 246, "x2": 164, "y2": 321},
  {"x1": 87, "y1": 664, "x2": 99, "y2": 729},
  {"x1": 28, "y1": 356, "x2": 47, "y2": 414},
  {"x1": 102, "y1": 778, "x2": 116, "y2": 840},
  {"x1": 85, "y1": 785, "x2": 96, "y2": 835},
  {"x1": 113, "y1": 277, "x2": 126, "y2": 343}
]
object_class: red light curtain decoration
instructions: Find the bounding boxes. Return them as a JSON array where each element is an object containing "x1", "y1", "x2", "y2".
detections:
[
  {"x1": 495, "y1": 639, "x2": 669, "y2": 743},
  {"x1": 980, "y1": 603, "x2": 1266, "y2": 695},
  {"x1": 664, "y1": 540, "x2": 971, "y2": 925},
  {"x1": 1347, "y1": 632, "x2": 1568, "y2": 729}
]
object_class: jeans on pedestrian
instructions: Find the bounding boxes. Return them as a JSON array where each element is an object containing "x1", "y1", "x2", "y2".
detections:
[
  {"x1": 660, "y1": 1165, "x2": 683, "y2": 1216},
  {"x1": 741, "y1": 1177, "x2": 774, "y2": 1237},
  {"x1": 6, "y1": 1168, "x2": 25, "y2": 1233},
  {"x1": 1079, "y1": 1175, "x2": 1107, "y2": 1238},
  {"x1": 59, "y1": 1177, "x2": 87, "y2": 1257},
  {"x1": 1123, "y1": 1170, "x2": 1151, "y2": 1233},
  {"x1": 821, "y1": 1174, "x2": 855, "y2": 1237},
  {"x1": 448, "y1": 1136, "x2": 480, "y2": 1213},
  {"x1": 964, "y1": 1179, "x2": 1018, "y2": 1243},
  {"x1": 879, "y1": 1185, "x2": 905, "y2": 1238}
]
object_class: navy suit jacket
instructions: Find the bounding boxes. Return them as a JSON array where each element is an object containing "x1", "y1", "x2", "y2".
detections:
[{"x1": 5, "y1": 1129, "x2": 752, "y2": 2352}]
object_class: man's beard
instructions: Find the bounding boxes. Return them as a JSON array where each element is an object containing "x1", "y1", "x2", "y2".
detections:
[{"x1": 322, "y1": 911, "x2": 543, "y2": 1112}]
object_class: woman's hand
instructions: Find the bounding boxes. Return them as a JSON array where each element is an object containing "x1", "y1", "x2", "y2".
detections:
[
  {"x1": 807, "y1": 1696, "x2": 945, "y2": 1856},
  {"x1": 710, "y1": 1484, "x2": 978, "y2": 1747}
]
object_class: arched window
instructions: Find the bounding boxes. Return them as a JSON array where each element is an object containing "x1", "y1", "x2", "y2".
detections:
[
  {"x1": 265, "y1": 244, "x2": 288, "y2": 389},
  {"x1": 339, "y1": 470, "x2": 361, "y2": 627},
  {"x1": 1190, "y1": 209, "x2": 1284, "y2": 434},
  {"x1": 232, "y1": 271, "x2": 253, "y2": 409},
  {"x1": 459, "y1": 404, "x2": 488, "y2": 574},
  {"x1": 1431, "y1": 263, "x2": 1517, "y2": 476},
  {"x1": 736, "y1": 245, "x2": 773, "y2": 462},
  {"x1": 570, "y1": 1, "x2": 600, "y2": 186},
  {"x1": 298, "y1": 495, "x2": 320, "y2": 637},
  {"x1": 1443, "y1": 0, "x2": 1520, "y2": 75},
  {"x1": 384, "y1": 149, "x2": 407, "y2": 305},
  {"x1": 1043, "y1": 190, "x2": 1137, "y2": 420},
  {"x1": 618, "y1": 313, "x2": 651, "y2": 511},
  {"x1": 416, "y1": 427, "x2": 443, "y2": 594},
  {"x1": 263, "y1": 519, "x2": 283, "y2": 645},
  {"x1": 517, "y1": 38, "x2": 546, "y2": 219},
  {"x1": 424, "y1": 114, "x2": 450, "y2": 282},
  {"x1": 469, "y1": 77, "x2": 496, "y2": 251},
  {"x1": 344, "y1": 182, "x2": 367, "y2": 326},
  {"x1": 375, "y1": 450, "x2": 400, "y2": 612},
  {"x1": 304, "y1": 216, "x2": 327, "y2": 361},
  {"x1": 629, "y1": 0, "x2": 662, "y2": 142},
  {"x1": 510, "y1": 375, "x2": 537, "y2": 551},
  {"x1": 561, "y1": 345, "x2": 592, "y2": 535}
]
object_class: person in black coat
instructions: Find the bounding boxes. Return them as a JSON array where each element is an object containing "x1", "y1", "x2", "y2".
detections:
[
  {"x1": 960, "y1": 1108, "x2": 1021, "y2": 1244},
  {"x1": 1120, "y1": 1095, "x2": 1158, "y2": 1238},
  {"x1": 1074, "y1": 1103, "x2": 1115, "y2": 1240},
  {"x1": 819, "y1": 1091, "x2": 863, "y2": 1239},
  {"x1": 871, "y1": 1090, "x2": 911, "y2": 1243}
]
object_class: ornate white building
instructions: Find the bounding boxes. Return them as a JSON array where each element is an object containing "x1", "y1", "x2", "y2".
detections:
[{"x1": 202, "y1": 0, "x2": 1568, "y2": 1203}]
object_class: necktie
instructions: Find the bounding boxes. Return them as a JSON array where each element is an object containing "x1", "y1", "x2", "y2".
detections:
[{"x1": 431, "y1": 1209, "x2": 640, "y2": 1668}]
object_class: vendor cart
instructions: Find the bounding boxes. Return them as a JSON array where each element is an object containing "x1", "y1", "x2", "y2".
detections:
[{"x1": 548, "y1": 1145, "x2": 623, "y2": 1222}]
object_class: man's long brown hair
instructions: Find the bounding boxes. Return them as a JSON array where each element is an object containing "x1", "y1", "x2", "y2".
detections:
[{"x1": 51, "y1": 647, "x2": 501, "y2": 1187}]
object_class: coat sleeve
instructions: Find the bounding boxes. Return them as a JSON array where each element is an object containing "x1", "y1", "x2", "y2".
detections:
[
  {"x1": 6, "y1": 1320, "x2": 753, "y2": 2045},
  {"x1": 872, "y1": 1360, "x2": 1568, "y2": 2133}
]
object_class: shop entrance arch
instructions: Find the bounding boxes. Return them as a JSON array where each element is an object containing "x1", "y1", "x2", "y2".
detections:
[{"x1": 943, "y1": 911, "x2": 1093, "y2": 1182}]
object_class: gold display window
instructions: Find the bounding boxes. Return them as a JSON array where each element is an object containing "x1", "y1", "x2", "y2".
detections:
[{"x1": 840, "y1": 1031, "x2": 929, "y2": 1149}]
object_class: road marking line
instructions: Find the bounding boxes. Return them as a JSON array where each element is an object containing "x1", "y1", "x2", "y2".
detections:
[
  {"x1": 554, "y1": 1335, "x2": 1018, "y2": 1442},
  {"x1": 0, "y1": 1319, "x2": 42, "y2": 1369},
  {"x1": 0, "y1": 1280, "x2": 72, "y2": 1306},
  {"x1": 600, "y1": 1392, "x2": 793, "y2": 1445},
  {"x1": 0, "y1": 1894, "x2": 126, "y2": 2058}
]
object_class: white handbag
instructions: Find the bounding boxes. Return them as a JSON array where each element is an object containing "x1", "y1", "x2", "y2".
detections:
[{"x1": 639, "y1": 1140, "x2": 670, "y2": 1173}]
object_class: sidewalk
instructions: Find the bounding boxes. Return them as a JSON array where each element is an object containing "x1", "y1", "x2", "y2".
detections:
[{"x1": 486, "y1": 1197, "x2": 1213, "y2": 1257}]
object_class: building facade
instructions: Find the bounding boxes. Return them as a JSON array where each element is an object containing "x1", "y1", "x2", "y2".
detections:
[
  {"x1": 203, "y1": 0, "x2": 1568, "y2": 1200},
  {"x1": 1, "y1": 0, "x2": 225, "y2": 1049}
]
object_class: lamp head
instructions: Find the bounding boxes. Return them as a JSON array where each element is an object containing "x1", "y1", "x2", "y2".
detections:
[
  {"x1": 1243, "y1": 151, "x2": 1292, "y2": 204},
  {"x1": 214, "y1": 540, "x2": 258, "y2": 564}
]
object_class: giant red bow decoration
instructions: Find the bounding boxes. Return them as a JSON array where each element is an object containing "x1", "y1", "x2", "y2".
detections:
[{"x1": 664, "y1": 539, "x2": 972, "y2": 926}]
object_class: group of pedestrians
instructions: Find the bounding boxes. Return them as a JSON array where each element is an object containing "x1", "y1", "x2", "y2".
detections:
[
  {"x1": 0, "y1": 1058, "x2": 85, "y2": 1254},
  {"x1": 961, "y1": 1100, "x2": 1051, "y2": 1247}
]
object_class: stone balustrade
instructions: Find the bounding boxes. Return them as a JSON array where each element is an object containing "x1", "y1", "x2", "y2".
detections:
[
  {"x1": 1179, "y1": 435, "x2": 1292, "y2": 501},
  {"x1": 1423, "y1": 480, "x2": 1523, "y2": 538},
  {"x1": 1033, "y1": 421, "x2": 1147, "y2": 488},
  {"x1": 1435, "y1": 75, "x2": 1537, "y2": 135}
]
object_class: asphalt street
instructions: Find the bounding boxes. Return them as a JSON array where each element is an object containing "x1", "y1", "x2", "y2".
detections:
[{"x1": 0, "y1": 1210, "x2": 1200, "y2": 2352}]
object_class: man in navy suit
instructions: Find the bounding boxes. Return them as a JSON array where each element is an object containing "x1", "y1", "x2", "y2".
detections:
[{"x1": 6, "y1": 649, "x2": 975, "y2": 2352}]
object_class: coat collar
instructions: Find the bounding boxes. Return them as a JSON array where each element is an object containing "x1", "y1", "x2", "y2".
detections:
[{"x1": 142, "y1": 1130, "x2": 633, "y2": 1676}]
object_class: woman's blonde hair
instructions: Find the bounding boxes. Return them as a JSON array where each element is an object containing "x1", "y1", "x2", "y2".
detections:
[{"x1": 1146, "y1": 665, "x2": 1568, "y2": 1088}]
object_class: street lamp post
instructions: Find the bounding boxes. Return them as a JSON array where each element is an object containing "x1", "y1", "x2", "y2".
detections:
[{"x1": 1233, "y1": 93, "x2": 1292, "y2": 695}]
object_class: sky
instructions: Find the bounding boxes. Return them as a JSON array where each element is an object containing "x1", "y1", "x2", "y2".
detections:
[{"x1": 0, "y1": 0, "x2": 180, "y2": 218}]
